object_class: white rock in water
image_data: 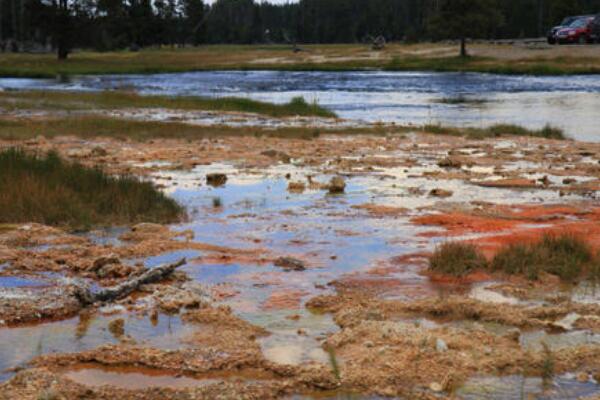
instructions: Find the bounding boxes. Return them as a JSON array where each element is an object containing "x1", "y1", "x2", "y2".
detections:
[
  {"x1": 429, "y1": 382, "x2": 443, "y2": 392},
  {"x1": 436, "y1": 338, "x2": 448, "y2": 352},
  {"x1": 552, "y1": 312, "x2": 581, "y2": 331}
]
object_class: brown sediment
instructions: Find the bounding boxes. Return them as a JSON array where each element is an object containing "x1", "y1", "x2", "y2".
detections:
[
  {"x1": 262, "y1": 289, "x2": 310, "y2": 311},
  {"x1": 412, "y1": 204, "x2": 600, "y2": 258},
  {"x1": 352, "y1": 203, "x2": 409, "y2": 217},
  {"x1": 0, "y1": 286, "x2": 83, "y2": 326},
  {"x1": 305, "y1": 291, "x2": 600, "y2": 397},
  {"x1": 2, "y1": 130, "x2": 600, "y2": 398},
  {"x1": 0, "y1": 301, "x2": 339, "y2": 399}
]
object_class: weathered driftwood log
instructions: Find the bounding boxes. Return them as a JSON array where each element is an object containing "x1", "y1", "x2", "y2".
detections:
[{"x1": 75, "y1": 258, "x2": 187, "y2": 305}]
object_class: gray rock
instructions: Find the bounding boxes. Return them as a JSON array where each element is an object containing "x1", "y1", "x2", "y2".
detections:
[
  {"x1": 328, "y1": 176, "x2": 346, "y2": 194},
  {"x1": 274, "y1": 257, "x2": 306, "y2": 271}
]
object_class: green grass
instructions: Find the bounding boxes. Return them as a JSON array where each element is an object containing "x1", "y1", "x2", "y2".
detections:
[
  {"x1": 430, "y1": 234, "x2": 597, "y2": 281},
  {"x1": 386, "y1": 55, "x2": 600, "y2": 76},
  {"x1": 0, "y1": 91, "x2": 336, "y2": 118},
  {"x1": 429, "y1": 242, "x2": 488, "y2": 277},
  {"x1": 491, "y1": 234, "x2": 592, "y2": 281},
  {"x1": 0, "y1": 116, "x2": 364, "y2": 141},
  {"x1": 0, "y1": 148, "x2": 182, "y2": 229},
  {"x1": 0, "y1": 114, "x2": 566, "y2": 143},
  {"x1": 325, "y1": 344, "x2": 341, "y2": 381},
  {"x1": 422, "y1": 123, "x2": 566, "y2": 140},
  {"x1": 1, "y1": 46, "x2": 600, "y2": 78}
]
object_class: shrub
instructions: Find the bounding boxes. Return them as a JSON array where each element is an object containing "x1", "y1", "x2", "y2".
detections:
[
  {"x1": 0, "y1": 148, "x2": 182, "y2": 229},
  {"x1": 491, "y1": 234, "x2": 591, "y2": 281},
  {"x1": 429, "y1": 242, "x2": 488, "y2": 276}
]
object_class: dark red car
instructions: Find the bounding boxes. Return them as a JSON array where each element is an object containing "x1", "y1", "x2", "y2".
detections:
[{"x1": 556, "y1": 16, "x2": 594, "y2": 44}]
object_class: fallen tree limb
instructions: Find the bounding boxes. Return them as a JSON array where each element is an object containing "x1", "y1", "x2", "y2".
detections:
[{"x1": 75, "y1": 258, "x2": 187, "y2": 305}]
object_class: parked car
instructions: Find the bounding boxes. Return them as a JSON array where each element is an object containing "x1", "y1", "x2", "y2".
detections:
[
  {"x1": 547, "y1": 16, "x2": 584, "y2": 44},
  {"x1": 555, "y1": 16, "x2": 595, "y2": 44},
  {"x1": 590, "y1": 14, "x2": 600, "y2": 43}
]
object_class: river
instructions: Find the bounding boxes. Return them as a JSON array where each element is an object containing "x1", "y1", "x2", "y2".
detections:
[{"x1": 2, "y1": 70, "x2": 600, "y2": 141}]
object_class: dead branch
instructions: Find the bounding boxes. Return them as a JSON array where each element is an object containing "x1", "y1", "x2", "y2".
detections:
[{"x1": 75, "y1": 258, "x2": 187, "y2": 305}]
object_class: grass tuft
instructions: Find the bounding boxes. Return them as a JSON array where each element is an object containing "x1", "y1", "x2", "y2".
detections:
[
  {"x1": 491, "y1": 234, "x2": 592, "y2": 281},
  {"x1": 0, "y1": 91, "x2": 336, "y2": 119},
  {"x1": 325, "y1": 344, "x2": 341, "y2": 381},
  {"x1": 486, "y1": 124, "x2": 565, "y2": 140},
  {"x1": 429, "y1": 242, "x2": 488, "y2": 277},
  {"x1": 0, "y1": 148, "x2": 182, "y2": 229},
  {"x1": 423, "y1": 123, "x2": 566, "y2": 140},
  {"x1": 541, "y1": 342, "x2": 555, "y2": 381}
]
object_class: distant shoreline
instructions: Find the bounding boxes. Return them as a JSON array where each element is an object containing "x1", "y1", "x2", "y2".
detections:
[{"x1": 2, "y1": 43, "x2": 600, "y2": 78}]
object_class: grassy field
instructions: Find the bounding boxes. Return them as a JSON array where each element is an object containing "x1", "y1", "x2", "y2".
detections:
[
  {"x1": 0, "y1": 148, "x2": 182, "y2": 229},
  {"x1": 2, "y1": 43, "x2": 600, "y2": 77},
  {"x1": 0, "y1": 91, "x2": 336, "y2": 118},
  {"x1": 0, "y1": 115, "x2": 567, "y2": 142}
]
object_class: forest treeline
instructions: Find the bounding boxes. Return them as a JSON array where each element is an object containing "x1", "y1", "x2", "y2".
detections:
[{"x1": 1, "y1": 0, "x2": 600, "y2": 52}]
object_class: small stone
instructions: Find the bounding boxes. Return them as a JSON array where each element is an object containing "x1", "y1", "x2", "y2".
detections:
[
  {"x1": 577, "y1": 372, "x2": 589, "y2": 382},
  {"x1": 552, "y1": 313, "x2": 581, "y2": 331},
  {"x1": 287, "y1": 181, "x2": 306, "y2": 193},
  {"x1": 91, "y1": 146, "x2": 108, "y2": 157},
  {"x1": 91, "y1": 254, "x2": 121, "y2": 272},
  {"x1": 261, "y1": 149, "x2": 291, "y2": 164},
  {"x1": 274, "y1": 257, "x2": 306, "y2": 271},
  {"x1": 206, "y1": 173, "x2": 228, "y2": 187},
  {"x1": 328, "y1": 176, "x2": 346, "y2": 194},
  {"x1": 437, "y1": 156, "x2": 462, "y2": 169},
  {"x1": 429, "y1": 382, "x2": 443, "y2": 392},
  {"x1": 563, "y1": 178, "x2": 577, "y2": 185},
  {"x1": 429, "y1": 188, "x2": 453, "y2": 198},
  {"x1": 364, "y1": 340, "x2": 374, "y2": 348},
  {"x1": 435, "y1": 338, "x2": 448, "y2": 352},
  {"x1": 538, "y1": 175, "x2": 551, "y2": 186},
  {"x1": 503, "y1": 328, "x2": 521, "y2": 342},
  {"x1": 108, "y1": 318, "x2": 125, "y2": 338}
]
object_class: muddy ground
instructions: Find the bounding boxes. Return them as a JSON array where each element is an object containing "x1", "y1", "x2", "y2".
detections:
[{"x1": 2, "y1": 131, "x2": 600, "y2": 399}]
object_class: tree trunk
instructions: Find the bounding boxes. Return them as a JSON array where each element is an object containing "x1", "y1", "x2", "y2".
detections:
[
  {"x1": 460, "y1": 37, "x2": 467, "y2": 58},
  {"x1": 56, "y1": 0, "x2": 70, "y2": 60},
  {"x1": 57, "y1": 44, "x2": 69, "y2": 60},
  {"x1": 0, "y1": 0, "x2": 3, "y2": 45}
]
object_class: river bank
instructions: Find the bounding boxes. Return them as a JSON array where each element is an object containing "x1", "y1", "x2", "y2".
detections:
[{"x1": 2, "y1": 43, "x2": 600, "y2": 78}]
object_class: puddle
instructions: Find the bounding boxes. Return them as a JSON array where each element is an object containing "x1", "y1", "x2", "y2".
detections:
[
  {"x1": 520, "y1": 329, "x2": 600, "y2": 352},
  {"x1": 0, "y1": 276, "x2": 47, "y2": 289},
  {"x1": 0, "y1": 312, "x2": 191, "y2": 382},
  {"x1": 457, "y1": 374, "x2": 600, "y2": 400},
  {"x1": 254, "y1": 310, "x2": 335, "y2": 366},
  {"x1": 64, "y1": 365, "x2": 205, "y2": 389},
  {"x1": 142, "y1": 249, "x2": 202, "y2": 268},
  {"x1": 63, "y1": 364, "x2": 275, "y2": 390},
  {"x1": 571, "y1": 281, "x2": 600, "y2": 304}
]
